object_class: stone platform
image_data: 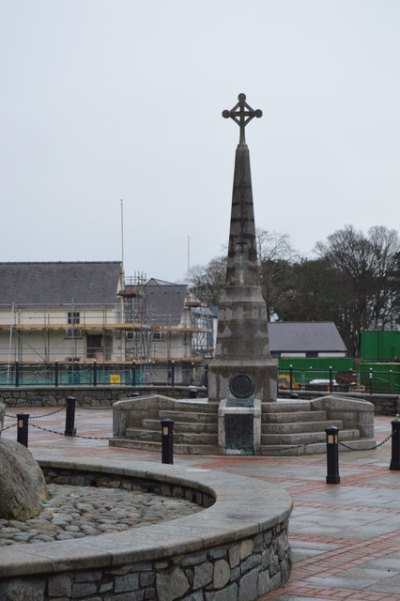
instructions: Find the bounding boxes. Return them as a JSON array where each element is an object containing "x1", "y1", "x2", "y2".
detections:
[{"x1": 111, "y1": 394, "x2": 376, "y2": 456}]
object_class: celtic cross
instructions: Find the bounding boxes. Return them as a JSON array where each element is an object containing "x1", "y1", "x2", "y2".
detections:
[{"x1": 222, "y1": 93, "x2": 262, "y2": 144}]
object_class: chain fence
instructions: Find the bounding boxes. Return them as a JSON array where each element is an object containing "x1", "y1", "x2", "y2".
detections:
[
  {"x1": 338, "y1": 432, "x2": 392, "y2": 451},
  {"x1": 264, "y1": 432, "x2": 394, "y2": 454},
  {"x1": 29, "y1": 421, "x2": 109, "y2": 441},
  {"x1": 0, "y1": 405, "x2": 397, "y2": 452},
  {"x1": 0, "y1": 404, "x2": 111, "y2": 440}
]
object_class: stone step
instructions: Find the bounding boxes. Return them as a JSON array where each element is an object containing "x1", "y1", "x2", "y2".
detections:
[
  {"x1": 164, "y1": 401, "x2": 219, "y2": 414},
  {"x1": 262, "y1": 401, "x2": 312, "y2": 413},
  {"x1": 261, "y1": 428, "x2": 360, "y2": 446},
  {"x1": 109, "y1": 438, "x2": 223, "y2": 455},
  {"x1": 262, "y1": 420, "x2": 343, "y2": 434},
  {"x1": 263, "y1": 410, "x2": 328, "y2": 423},
  {"x1": 260, "y1": 437, "x2": 376, "y2": 456},
  {"x1": 157, "y1": 410, "x2": 218, "y2": 424},
  {"x1": 142, "y1": 419, "x2": 218, "y2": 434},
  {"x1": 125, "y1": 428, "x2": 218, "y2": 446}
]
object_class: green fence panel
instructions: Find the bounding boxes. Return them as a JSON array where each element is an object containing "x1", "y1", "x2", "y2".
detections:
[
  {"x1": 361, "y1": 331, "x2": 400, "y2": 362},
  {"x1": 359, "y1": 361, "x2": 400, "y2": 394}
]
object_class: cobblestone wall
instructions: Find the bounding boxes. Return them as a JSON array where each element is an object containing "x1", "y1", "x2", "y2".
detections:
[
  {"x1": 0, "y1": 464, "x2": 292, "y2": 601},
  {"x1": 0, "y1": 528, "x2": 291, "y2": 601},
  {"x1": 0, "y1": 386, "x2": 203, "y2": 407}
]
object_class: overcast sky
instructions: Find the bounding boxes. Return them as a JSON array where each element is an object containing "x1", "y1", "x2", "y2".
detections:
[{"x1": 1, "y1": 0, "x2": 400, "y2": 282}]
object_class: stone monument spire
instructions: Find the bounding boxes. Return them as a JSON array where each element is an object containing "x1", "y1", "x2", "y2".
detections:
[
  {"x1": 222, "y1": 93, "x2": 261, "y2": 289},
  {"x1": 208, "y1": 93, "x2": 277, "y2": 405}
]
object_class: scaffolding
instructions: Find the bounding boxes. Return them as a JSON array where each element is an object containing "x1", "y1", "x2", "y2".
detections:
[
  {"x1": 119, "y1": 272, "x2": 153, "y2": 361},
  {"x1": 0, "y1": 275, "x2": 214, "y2": 365}
]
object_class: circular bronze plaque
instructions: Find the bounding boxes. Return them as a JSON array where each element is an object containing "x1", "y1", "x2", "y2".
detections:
[{"x1": 229, "y1": 373, "x2": 255, "y2": 399}]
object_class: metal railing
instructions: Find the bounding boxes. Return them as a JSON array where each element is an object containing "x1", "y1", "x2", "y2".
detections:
[
  {"x1": 278, "y1": 366, "x2": 400, "y2": 395},
  {"x1": 0, "y1": 361, "x2": 208, "y2": 388}
]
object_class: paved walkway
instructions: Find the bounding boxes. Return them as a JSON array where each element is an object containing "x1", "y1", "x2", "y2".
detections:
[{"x1": 2, "y1": 406, "x2": 400, "y2": 601}]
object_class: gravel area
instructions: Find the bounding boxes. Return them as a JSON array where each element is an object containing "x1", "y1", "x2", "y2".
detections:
[{"x1": 0, "y1": 483, "x2": 202, "y2": 546}]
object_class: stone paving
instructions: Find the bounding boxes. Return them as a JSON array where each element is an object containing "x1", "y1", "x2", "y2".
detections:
[{"x1": 2, "y1": 405, "x2": 400, "y2": 600}]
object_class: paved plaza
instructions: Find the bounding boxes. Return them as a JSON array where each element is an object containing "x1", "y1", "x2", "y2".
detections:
[{"x1": 2, "y1": 405, "x2": 400, "y2": 601}]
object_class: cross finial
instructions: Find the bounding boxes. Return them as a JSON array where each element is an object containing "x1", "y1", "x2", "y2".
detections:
[{"x1": 222, "y1": 93, "x2": 262, "y2": 145}]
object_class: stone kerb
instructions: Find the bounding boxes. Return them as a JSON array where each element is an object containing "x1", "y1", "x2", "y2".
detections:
[
  {"x1": 310, "y1": 395, "x2": 374, "y2": 438},
  {"x1": 0, "y1": 460, "x2": 293, "y2": 601}
]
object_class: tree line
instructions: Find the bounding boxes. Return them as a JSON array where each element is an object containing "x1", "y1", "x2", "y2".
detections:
[{"x1": 188, "y1": 225, "x2": 400, "y2": 357}]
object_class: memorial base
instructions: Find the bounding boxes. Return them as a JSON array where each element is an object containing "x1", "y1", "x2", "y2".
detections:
[{"x1": 218, "y1": 398, "x2": 261, "y2": 455}]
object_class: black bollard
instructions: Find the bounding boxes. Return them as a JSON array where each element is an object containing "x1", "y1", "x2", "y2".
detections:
[
  {"x1": 390, "y1": 418, "x2": 400, "y2": 470},
  {"x1": 329, "y1": 366, "x2": 333, "y2": 393},
  {"x1": 17, "y1": 413, "x2": 29, "y2": 447},
  {"x1": 189, "y1": 386, "x2": 197, "y2": 399},
  {"x1": 93, "y1": 360, "x2": 97, "y2": 387},
  {"x1": 325, "y1": 425, "x2": 340, "y2": 484},
  {"x1": 161, "y1": 418, "x2": 174, "y2": 464},
  {"x1": 65, "y1": 396, "x2": 77, "y2": 436}
]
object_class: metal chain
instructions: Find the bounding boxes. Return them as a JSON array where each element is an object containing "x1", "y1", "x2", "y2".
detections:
[
  {"x1": 0, "y1": 422, "x2": 18, "y2": 432},
  {"x1": 339, "y1": 432, "x2": 392, "y2": 452},
  {"x1": 30, "y1": 407, "x2": 65, "y2": 419},
  {"x1": 4, "y1": 407, "x2": 64, "y2": 419},
  {"x1": 29, "y1": 421, "x2": 110, "y2": 441},
  {"x1": 262, "y1": 432, "x2": 394, "y2": 454}
]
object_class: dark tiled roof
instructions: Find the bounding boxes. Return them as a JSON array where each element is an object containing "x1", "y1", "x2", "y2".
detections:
[
  {"x1": 145, "y1": 284, "x2": 187, "y2": 326},
  {"x1": 268, "y1": 322, "x2": 347, "y2": 353},
  {"x1": 0, "y1": 262, "x2": 122, "y2": 306}
]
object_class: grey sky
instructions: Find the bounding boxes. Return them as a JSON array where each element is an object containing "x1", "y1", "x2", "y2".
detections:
[{"x1": 1, "y1": 0, "x2": 400, "y2": 282}]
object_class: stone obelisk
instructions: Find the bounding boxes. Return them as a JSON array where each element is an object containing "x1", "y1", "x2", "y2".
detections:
[{"x1": 208, "y1": 93, "x2": 277, "y2": 404}]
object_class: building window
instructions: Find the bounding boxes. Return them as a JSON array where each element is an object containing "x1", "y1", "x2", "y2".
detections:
[
  {"x1": 66, "y1": 311, "x2": 81, "y2": 338},
  {"x1": 86, "y1": 334, "x2": 103, "y2": 359},
  {"x1": 153, "y1": 331, "x2": 165, "y2": 341}
]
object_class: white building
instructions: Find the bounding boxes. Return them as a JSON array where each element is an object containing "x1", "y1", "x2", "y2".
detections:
[{"x1": 0, "y1": 262, "x2": 213, "y2": 366}]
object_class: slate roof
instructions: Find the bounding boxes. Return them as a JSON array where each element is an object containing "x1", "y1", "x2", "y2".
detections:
[
  {"x1": 145, "y1": 284, "x2": 187, "y2": 326},
  {"x1": 0, "y1": 262, "x2": 122, "y2": 306},
  {"x1": 268, "y1": 322, "x2": 347, "y2": 353}
]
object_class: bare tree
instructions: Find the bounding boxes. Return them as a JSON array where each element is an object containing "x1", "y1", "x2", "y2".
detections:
[
  {"x1": 187, "y1": 255, "x2": 227, "y2": 305},
  {"x1": 314, "y1": 225, "x2": 400, "y2": 355},
  {"x1": 256, "y1": 230, "x2": 298, "y2": 320}
]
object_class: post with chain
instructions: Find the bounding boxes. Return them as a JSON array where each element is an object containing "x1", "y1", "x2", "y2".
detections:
[
  {"x1": 161, "y1": 418, "x2": 174, "y2": 464},
  {"x1": 65, "y1": 396, "x2": 77, "y2": 436},
  {"x1": 17, "y1": 413, "x2": 29, "y2": 447},
  {"x1": 326, "y1": 425, "x2": 340, "y2": 484},
  {"x1": 390, "y1": 418, "x2": 400, "y2": 470}
]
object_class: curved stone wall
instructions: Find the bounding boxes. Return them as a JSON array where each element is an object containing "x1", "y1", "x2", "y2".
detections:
[{"x1": 0, "y1": 460, "x2": 293, "y2": 601}]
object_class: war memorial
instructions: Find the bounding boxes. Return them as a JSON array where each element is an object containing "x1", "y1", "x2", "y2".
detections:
[{"x1": 112, "y1": 94, "x2": 375, "y2": 457}]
